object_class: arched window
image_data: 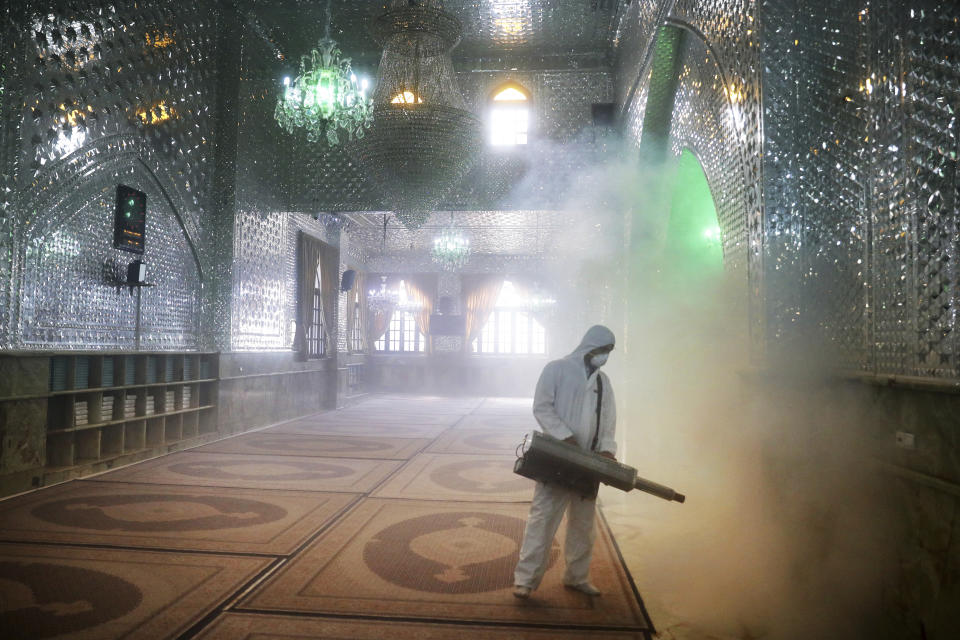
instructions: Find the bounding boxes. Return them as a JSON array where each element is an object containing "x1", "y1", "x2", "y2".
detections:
[
  {"x1": 472, "y1": 280, "x2": 546, "y2": 355},
  {"x1": 350, "y1": 287, "x2": 363, "y2": 351},
  {"x1": 489, "y1": 83, "x2": 530, "y2": 146},
  {"x1": 374, "y1": 280, "x2": 426, "y2": 353},
  {"x1": 306, "y1": 267, "x2": 326, "y2": 358}
]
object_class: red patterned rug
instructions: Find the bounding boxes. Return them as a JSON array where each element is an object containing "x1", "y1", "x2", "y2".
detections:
[
  {"x1": 196, "y1": 612, "x2": 646, "y2": 639},
  {"x1": 195, "y1": 432, "x2": 430, "y2": 460},
  {"x1": 0, "y1": 481, "x2": 356, "y2": 554},
  {"x1": 240, "y1": 499, "x2": 649, "y2": 632},
  {"x1": 271, "y1": 420, "x2": 451, "y2": 439},
  {"x1": 373, "y1": 454, "x2": 534, "y2": 502},
  {"x1": 0, "y1": 543, "x2": 268, "y2": 640},
  {"x1": 454, "y1": 415, "x2": 538, "y2": 431},
  {"x1": 88, "y1": 450, "x2": 402, "y2": 493},
  {"x1": 427, "y1": 429, "x2": 526, "y2": 456}
]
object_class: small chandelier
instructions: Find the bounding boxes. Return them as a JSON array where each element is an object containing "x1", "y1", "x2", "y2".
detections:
[
  {"x1": 367, "y1": 276, "x2": 399, "y2": 314},
  {"x1": 432, "y1": 213, "x2": 471, "y2": 271},
  {"x1": 274, "y1": 1, "x2": 372, "y2": 146}
]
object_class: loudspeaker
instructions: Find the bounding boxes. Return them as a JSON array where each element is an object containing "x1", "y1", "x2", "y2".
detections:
[
  {"x1": 126, "y1": 260, "x2": 146, "y2": 284},
  {"x1": 591, "y1": 103, "x2": 616, "y2": 127},
  {"x1": 114, "y1": 184, "x2": 147, "y2": 254},
  {"x1": 340, "y1": 269, "x2": 356, "y2": 292},
  {"x1": 436, "y1": 296, "x2": 454, "y2": 315},
  {"x1": 430, "y1": 314, "x2": 465, "y2": 336}
]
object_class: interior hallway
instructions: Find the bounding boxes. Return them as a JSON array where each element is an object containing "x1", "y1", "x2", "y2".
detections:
[{"x1": 0, "y1": 394, "x2": 652, "y2": 639}]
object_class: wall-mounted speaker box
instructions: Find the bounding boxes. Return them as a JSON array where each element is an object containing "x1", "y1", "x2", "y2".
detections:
[
  {"x1": 340, "y1": 269, "x2": 357, "y2": 292},
  {"x1": 114, "y1": 184, "x2": 147, "y2": 254},
  {"x1": 436, "y1": 296, "x2": 454, "y2": 315},
  {"x1": 430, "y1": 314, "x2": 465, "y2": 336}
]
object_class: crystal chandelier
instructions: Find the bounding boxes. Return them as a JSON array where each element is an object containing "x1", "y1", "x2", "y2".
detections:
[
  {"x1": 432, "y1": 213, "x2": 471, "y2": 271},
  {"x1": 354, "y1": 0, "x2": 482, "y2": 227},
  {"x1": 394, "y1": 210, "x2": 431, "y2": 230},
  {"x1": 274, "y1": 1, "x2": 372, "y2": 146},
  {"x1": 367, "y1": 276, "x2": 399, "y2": 314}
]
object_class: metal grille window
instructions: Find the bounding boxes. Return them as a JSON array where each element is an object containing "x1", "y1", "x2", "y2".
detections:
[
  {"x1": 350, "y1": 289, "x2": 363, "y2": 351},
  {"x1": 306, "y1": 268, "x2": 326, "y2": 358},
  {"x1": 374, "y1": 311, "x2": 425, "y2": 352},
  {"x1": 374, "y1": 281, "x2": 425, "y2": 353},
  {"x1": 472, "y1": 281, "x2": 546, "y2": 355}
]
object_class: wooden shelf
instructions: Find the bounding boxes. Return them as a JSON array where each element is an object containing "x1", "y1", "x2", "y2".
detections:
[
  {"x1": 46, "y1": 378, "x2": 217, "y2": 398},
  {"x1": 31, "y1": 352, "x2": 220, "y2": 471},
  {"x1": 47, "y1": 405, "x2": 216, "y2": 434}
]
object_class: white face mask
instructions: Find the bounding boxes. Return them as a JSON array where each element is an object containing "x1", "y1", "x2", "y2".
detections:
[{"x1": 590, "y1": 352, "x2": 609, "y2": 368}]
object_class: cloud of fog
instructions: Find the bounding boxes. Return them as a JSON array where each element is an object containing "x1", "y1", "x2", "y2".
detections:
[{"x1": 504, "y1": 134, "x2": 901, "y2": 639}]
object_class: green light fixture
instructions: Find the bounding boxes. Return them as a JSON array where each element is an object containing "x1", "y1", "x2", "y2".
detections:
[{"x1": 274, "y1": 0, "x2": 372, "y2": 145}]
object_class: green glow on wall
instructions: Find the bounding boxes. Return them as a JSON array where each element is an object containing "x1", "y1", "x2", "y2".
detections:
[{"x1": 664, "y1": 149, "x2": 723, "y2": 281}]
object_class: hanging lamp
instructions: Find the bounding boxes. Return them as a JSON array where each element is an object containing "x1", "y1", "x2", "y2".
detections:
[
  {"x1": 274, "y1": 0, "x2": 373, "y2": 146},
  {"x1": 431, "y1": 212, "x2": 471, "y2": 271},
  {"x1": 354, "y1": 0, "x2": 482, "y2": 229}
]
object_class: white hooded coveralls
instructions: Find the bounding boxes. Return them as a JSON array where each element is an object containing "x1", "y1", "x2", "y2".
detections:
[{"x1": 514, "y1": 325, "x2": 617, "y2": 590}]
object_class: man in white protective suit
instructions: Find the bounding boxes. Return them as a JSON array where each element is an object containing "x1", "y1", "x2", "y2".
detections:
[{"x1": 513, "y1": 324, "x2": 617, "y2": 599}]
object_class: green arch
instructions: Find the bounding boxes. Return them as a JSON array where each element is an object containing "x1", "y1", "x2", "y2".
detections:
[{"x1": 664, "y1": 149, "x2": 723, "y2": 282}]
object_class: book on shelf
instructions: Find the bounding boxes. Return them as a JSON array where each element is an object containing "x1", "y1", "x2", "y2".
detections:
[
  {"x1": 74, "y1": 399, "x2": 88, "y2": 426},
  {"x1": 101, "y1": 396, "x2": 114, "y2": 418}
]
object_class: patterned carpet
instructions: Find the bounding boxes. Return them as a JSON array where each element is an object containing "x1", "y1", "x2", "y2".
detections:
[
  {"x1": 0, "y1": 395, "x2": 653, "y2": 639},
  {"x1": 194, "y1": 433, "x2": 430, "y2": 460},
  {"x1": 427, "y1": 429, "x2": 527, "y2": 456},
  {"x1": 373, "y1": 454, "x2": 533, "y2": 502}
]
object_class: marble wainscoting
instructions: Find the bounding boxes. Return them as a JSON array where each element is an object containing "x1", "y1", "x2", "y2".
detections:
[{"x1": 216, "y1": 352, "x2": 337, "y2": 434}]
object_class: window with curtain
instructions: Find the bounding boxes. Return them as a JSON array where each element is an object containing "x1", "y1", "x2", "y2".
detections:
[
  {"x1": 374, "y1": 280, "x2": 426, "y2": 353},
  {"x1": 472, "y1": 280, "x2": 546, "y2": 355},
  {"x1": 306, "y1": 267, "x2": 326, "y2": 358},
  {"x1": 350, "y1": 288, "x2": 363, "y2": 351}
]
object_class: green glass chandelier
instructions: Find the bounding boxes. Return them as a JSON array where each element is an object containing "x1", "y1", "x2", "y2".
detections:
[
  {"x1": 274, "y1": 2, "x2": 372, "y2": 145},
  {"x1": 432, "y1": 213, "x2": 471, "y2": 271}
]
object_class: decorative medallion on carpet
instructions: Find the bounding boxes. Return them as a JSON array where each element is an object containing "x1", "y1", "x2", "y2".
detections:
[
  {"x1": 454, "y1": 415, "x2": 538, "y2": 431},
  {"x1": 88, "y1": 451, "x2": 401, "y2": 492},
  {"x1": 299, "y1": 411, "x2": 461, "y2": 426},
  {"x1": 0, "y1": 543, "x2": 269, "y2": 639},
  {"x1": 195, "y1": 432, "x2": 430, "y2": 460},
  {"x1": 473, "y1": 398, "x2": 535, "y2": 413},
  {"x1": 195, "y1": 612, "x2": 647, "y2": 639},
  {"x1": 374, "y1": 454, "x2": 533, "y2": 502},
  {"x1": 343, "y1": 396, "x2": 483, "y2": 413},
  {"x1": 241, "y1": 499, "x2": 648, "y2": 631},
  {"x1": 427, "y1": 429, "x2": 525, "y2": 456},
  {"x1": 272, "y1": 420, "x2": 450, "y2": 439},
  {"x1": 0, "y1": 482, "x2": 356, "y2": 553}
]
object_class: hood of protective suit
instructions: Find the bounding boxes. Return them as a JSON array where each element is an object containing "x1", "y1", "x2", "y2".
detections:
[
  {"x1": 531, "y1": 323, "x2": 618, "y2": 456},
  {"x1": 567, "y1": 325, "x2": 615, "y2": 361}
]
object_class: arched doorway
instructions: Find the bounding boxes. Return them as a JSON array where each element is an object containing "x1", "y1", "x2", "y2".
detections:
[{"x1": 663, "y1": 149, "x2": 724, "y2": 289}]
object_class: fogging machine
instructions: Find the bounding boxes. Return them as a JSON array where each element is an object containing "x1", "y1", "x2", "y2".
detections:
[{"x1": 514, "y1": 431, "x2": 686, "y2": 503}]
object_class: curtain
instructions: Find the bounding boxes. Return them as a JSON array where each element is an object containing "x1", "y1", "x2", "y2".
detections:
[
  {"x1": 461, "y1": 274, "x2": 504, "y2": 351},
  {"x1": 293, "y1": 231, "x2": 322, "y2": 360},
  {"x1": 344, "y1": 269, "x2": 358, "y2": 351},
  {"x1": 317, "y1": 241, "x2": 339, "y2": 351},
  {"x1": 367, "y1": 274, "x2": 401, "y2": 346},
  {"x1": 404, "y1": 274, "x2": 438, "y2": 353},
  {"x1": 356, "y1": 272, "x2": 369, "y2": 351}
]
